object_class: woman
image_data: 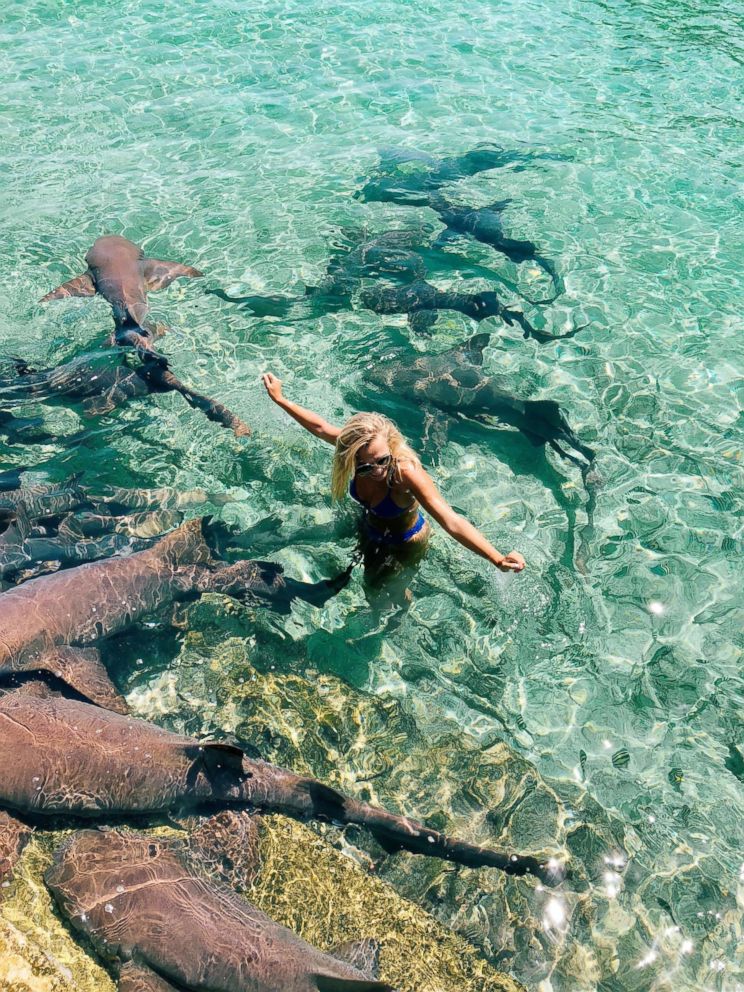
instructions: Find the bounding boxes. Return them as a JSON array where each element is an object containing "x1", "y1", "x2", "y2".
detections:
[{"x1": 261, "y1": 372, "x2": 525, "y2": 585}]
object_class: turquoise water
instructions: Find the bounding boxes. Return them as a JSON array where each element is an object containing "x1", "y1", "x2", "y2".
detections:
[{"x1": 1, "y1": 0, "x2": 743, "y2": 989}]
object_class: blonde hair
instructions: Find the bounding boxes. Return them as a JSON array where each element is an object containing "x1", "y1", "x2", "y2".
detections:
[{"x1": 331, "y1": 412, "x2": 421, "y2": 501}]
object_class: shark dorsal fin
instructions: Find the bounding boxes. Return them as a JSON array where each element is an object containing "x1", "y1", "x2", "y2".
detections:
[
  {"x1": 191, "y1": 740, "x2": 246, "y2": 778},
  {"x1": 153, "y1": 518, "x2": 212, "y2": 567},
  {"x1": 3, "y1": 500, "x2": 31, "y2": 544}
]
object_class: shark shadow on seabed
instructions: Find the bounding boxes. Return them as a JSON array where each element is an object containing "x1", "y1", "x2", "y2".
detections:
[
  {"x1": 0, "y1": 349, "x2": 251, "y2": 439},
  {"x1": 353, "y1": 332, "x2": 599, "y2": 571},
  {"x1": 355, "y1": 145, "x2": 569, "y2": 304},
  {"x1": 354, "y1": 144, "x2": 569, "y2": 204},
  {"x1": 207, "y1": 225, "x2": 581, "y2": 343}
]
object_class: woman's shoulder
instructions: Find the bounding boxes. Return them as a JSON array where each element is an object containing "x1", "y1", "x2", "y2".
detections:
[{"x1": 393, "y1": 457, "x2": 425, "y2": 488}]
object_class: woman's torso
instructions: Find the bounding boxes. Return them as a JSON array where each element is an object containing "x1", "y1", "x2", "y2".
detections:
[{"x1": 349, "y1": 465, "x2": 426, "y2": 544}]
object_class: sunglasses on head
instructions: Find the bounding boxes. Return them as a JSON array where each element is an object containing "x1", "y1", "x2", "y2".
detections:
[{"x1": 355, "y1": 453, "x2": 391, "y2": 477}]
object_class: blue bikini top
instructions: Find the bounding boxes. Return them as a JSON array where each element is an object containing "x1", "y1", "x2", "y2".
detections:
[{"x1": 349, "y1": 475, "x2": 417, "y2": 519}]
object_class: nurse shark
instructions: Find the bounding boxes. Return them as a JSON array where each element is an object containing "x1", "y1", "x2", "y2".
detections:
[
  {"x1": 47, "y1": 827, "x2": 393, "y2": 992},
  {"x1": 40, "y1": 235, "x2": 202, "y2": 354},
  {"x1": 0, "y1": 516, "x2": 351, "y2": 706}
]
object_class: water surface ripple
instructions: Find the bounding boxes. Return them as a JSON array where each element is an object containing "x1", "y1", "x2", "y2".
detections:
[{"x1": 0, "y1": 1, "x2": 742, "y2": 990}]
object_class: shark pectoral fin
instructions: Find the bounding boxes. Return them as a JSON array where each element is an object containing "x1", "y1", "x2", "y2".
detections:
[
  {"x1": 39, "y1": 272, "x2": 95, "y2": 302},
  {"x1": 32, "y1": 646, "x2": 128, "y2": 715},
  {"x1": 118, "y1": 961, "x2": 184, "y2": 992},
  {"x1": 331, "y1": 940, "x2": 381, "y2": 980},
  {"x1": 143, "y1": 259, "x2": 204, "y2": 291},
  {"x1": 0, "y1": 810, "x2": 33, "y2": 895},
  {"x1": 485, "y1": 198, "x2": 512, "y2": 212}
]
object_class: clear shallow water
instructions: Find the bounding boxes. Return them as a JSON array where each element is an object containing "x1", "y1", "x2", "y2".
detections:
[{"x1": 1, "y1": 1, "x2": 743, "y2": 989}]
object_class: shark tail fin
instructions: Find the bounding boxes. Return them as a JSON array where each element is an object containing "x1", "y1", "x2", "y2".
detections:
[
  {"x1": 0, "y1": 355, "x2": 37, "y2": 377},
  {"x1": 152, "y1": 517, "x2": 213, "y2": 567}
]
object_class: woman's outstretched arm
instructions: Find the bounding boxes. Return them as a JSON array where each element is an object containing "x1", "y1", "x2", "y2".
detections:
[
  {"x1": 399, "y1": 462, "x2": 525, "y2": 572},
  {"x1": 261, "y1": 372, "x2": 340, "y2": 445}
]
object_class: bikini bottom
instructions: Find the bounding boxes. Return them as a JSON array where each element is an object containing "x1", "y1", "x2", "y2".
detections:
[{"x1": 364, "y1": 511, "x2": 427, "y2": 546}]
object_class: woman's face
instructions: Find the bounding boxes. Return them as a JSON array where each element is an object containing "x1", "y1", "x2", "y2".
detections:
[{"x1": 355, "y1": 433, "x2": 391, "y2": 481}]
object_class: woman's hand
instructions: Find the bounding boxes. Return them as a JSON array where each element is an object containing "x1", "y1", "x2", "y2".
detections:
[
  {"x1": 261, "y1": 372, "x2": 284, "y2": 403},
  {"x1": 496, "y1": 551, "x2": 526, "y2": 572}
]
